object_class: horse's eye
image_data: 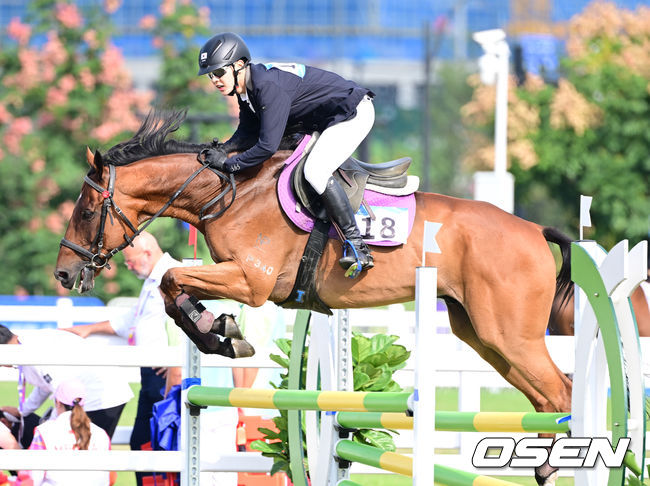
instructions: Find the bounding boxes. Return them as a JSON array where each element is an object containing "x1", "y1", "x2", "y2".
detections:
[{"x1": 81, "y1": 209, "x2": 95, "y2": 221}]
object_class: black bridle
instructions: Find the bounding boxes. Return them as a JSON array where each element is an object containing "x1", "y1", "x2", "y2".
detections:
[{"x1": 60, "y1": 160, "x2": 236, "y2": 274}]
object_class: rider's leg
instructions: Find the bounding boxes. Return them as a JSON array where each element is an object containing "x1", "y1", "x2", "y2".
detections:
[{"x1": 304, "y1": 95, "x2": 375, "y2": 273}]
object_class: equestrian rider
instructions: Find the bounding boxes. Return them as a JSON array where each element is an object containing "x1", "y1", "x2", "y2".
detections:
[{"x1": 197, "y1": 32, "x2": 375, "y2": 275}]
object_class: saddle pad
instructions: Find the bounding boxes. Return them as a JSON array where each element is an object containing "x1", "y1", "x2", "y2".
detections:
[{"x1": 277, "y1": 135, "x2": 416, "y2": 247}]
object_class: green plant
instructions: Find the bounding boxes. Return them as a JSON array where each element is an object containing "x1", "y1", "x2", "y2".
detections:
[{"x1": 250, "y1": 332, "x2": 411, "y2": 479}]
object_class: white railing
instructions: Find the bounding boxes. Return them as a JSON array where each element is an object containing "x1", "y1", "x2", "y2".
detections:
[{"x1": 1, "y1": 299, "x2": 649, "y2": 480}]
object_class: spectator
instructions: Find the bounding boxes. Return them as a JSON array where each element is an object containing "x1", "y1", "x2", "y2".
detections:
[
  {"x1": 65, "y1": 231, "x2": 182, "y2": 486},
  {"x1": 0, "y1": 324, "x2": 133, "y2": 447},
  {"x1": 0, "y1": 421, "x2": 19, "y2": 450},
  {"x1": 25, "y1": 379, "x2": 113, "y2": 486}
]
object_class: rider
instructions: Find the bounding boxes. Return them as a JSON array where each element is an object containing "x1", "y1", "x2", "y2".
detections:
[{"x1": 197, "y1": 32, "x2": 375, "y2": 275}]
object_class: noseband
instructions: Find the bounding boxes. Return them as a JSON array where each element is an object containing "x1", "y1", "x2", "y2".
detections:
[{"x1": 60, "y1": 160, "x2": 236, "y2": 273}]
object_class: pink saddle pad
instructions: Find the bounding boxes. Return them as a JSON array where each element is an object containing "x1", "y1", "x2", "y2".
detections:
[{"x1": 276, "y1": 135, "x2": 416, "y2": 247}]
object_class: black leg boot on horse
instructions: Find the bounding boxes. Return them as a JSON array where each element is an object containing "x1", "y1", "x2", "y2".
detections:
[{"x1": 320, "y1": 177, "x2": 374, "y2": 278}]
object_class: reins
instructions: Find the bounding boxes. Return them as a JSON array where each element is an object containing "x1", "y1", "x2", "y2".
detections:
[{"x1": 60, "y1": 158, "x2": 236, "y2": 272}]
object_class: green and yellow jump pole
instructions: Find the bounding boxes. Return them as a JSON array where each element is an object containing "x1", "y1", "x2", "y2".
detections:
[
  {"x1": 334, "y1": 439, "x2": 520, "y2": 485},
  {"x1": 186, "y1": 386, "x2": 412, "y2": 413},
  {"x1": 335, "y1": 411, "x2": 571, "y2": 433}
]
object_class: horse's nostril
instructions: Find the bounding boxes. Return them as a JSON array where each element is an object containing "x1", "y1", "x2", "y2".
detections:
[{"x1": 54, "y1": 269, "x2": 68, "y2": 282}]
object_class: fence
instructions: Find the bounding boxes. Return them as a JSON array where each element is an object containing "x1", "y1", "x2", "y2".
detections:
[{"x1": 1, "y1": 297, "x2": 649, "y2": 480}]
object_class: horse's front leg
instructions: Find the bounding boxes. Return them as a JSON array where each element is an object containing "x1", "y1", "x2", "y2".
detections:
[{"x1": 160, "y1": 261, "x2": 271, "y2": 357}]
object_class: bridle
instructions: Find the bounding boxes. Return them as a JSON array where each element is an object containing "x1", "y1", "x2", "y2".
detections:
[{"x1": 60, "y1": 158, "x2": 236, "y2": 274}]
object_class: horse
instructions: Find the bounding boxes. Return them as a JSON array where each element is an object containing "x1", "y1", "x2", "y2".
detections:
[{"x1": 55, "y1": 110, "x2": 573, "y2": 484}]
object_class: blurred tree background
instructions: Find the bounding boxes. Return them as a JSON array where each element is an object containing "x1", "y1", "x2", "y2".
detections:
[
  {"x1": 462, "y1": 2, "x2": 650, "y2": 248},
  {"x1": 0, "y1": 0, "x2": 647, "y2": 300}
]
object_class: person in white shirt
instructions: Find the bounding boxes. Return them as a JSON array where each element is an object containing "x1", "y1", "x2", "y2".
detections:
[
  {"x1": 25, "y1": 379, "x2": 113, "y2": 486},
  {"x1": 65, "y1": 231, "x2": 182, "y2": 486},
  {"x1": 0, "y1": 325, "x2": 133, "y2": 447}
]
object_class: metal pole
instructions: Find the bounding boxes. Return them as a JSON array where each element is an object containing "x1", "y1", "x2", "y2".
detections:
[{"x1": 422, "y1": 22, "x2": 432, "y2": 192}]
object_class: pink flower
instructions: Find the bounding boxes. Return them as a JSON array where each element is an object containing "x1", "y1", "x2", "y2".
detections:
[
  {"x1": 46, "y1": 86, "x2": 69, "y2": 108},
  {"x1": 79, "y1": 67, "x2": 95, "y2": 90},
  {"x1": 45, "y1": 212, "x2": 64, "y2": 234},
  {"x1": 2, "y1": 49, "x2": 41, "y2": 91},
  {"x1": 152, "y1": 36, "x2": 164, "y2": 49},
  {"x1": 104, "y1": 0, "x2": 122, "y2": 14},
  {"x1": 83, "y1": 29, "x2": 100, "y2": 50},
  {"x1": 139, "y1": 14, "x2": 157, "y2": 30},
  {"x1": 43, "y1": 32, "x2": 68, "y2": 67},
  {"x1": 31, "y1": 159, "x2": 46, "y2": 173},
  {"x1": 42, "y1": 63, "x2": 56, "y2": 83},
  {"x1": 0, "y1": 104, "x2": 12, "y2": 124},
  {"x1": 3, "y1": 117, "x2": 33, "y2": 155},
  {"x1": 198, "y1": 7, "x2": 211, "y2": 26},
  {"x1": 55, "y1": 2, "x2": 83, "y2": 29},
  {"x1": 58, "y1": 200, "x2": 76, "y2": 220},
  {"x1": 7, "y1": 18, "x2": 31, "y2": 45},
  {"x1": 59, "y1": 74, "x2": 76, "y2": 94},
  {"x1": 160, "y1": 0, "x2": 176, "y2": 17},
  {"x1": 100, "y1": 44, "x2": 128, "y2": 86}
]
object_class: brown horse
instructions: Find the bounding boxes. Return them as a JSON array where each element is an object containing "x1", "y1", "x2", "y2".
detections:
[{"x1": 54, "y1": 111, "x2": 572, "y2": 482}]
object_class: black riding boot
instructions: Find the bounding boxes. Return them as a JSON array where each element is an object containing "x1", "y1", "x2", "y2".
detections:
[{"x1": 320, "y1": 177, "x2": 373, "y2": 276}]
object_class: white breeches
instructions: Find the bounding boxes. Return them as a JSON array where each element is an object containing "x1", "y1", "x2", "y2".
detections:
[{"x1": 304, "y1": 95, "x2": 375, "y2": 195}]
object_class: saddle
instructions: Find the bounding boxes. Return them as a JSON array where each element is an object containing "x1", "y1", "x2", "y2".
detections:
[
  {"x1": 291, "y1": 133, "x2": 415, "y2": 220},
  {"x1": 277, "y1": 133, "x2": 418, "y2": 315}
]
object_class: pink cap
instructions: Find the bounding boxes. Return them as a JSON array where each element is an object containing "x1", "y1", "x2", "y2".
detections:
[{"x1": 54, "y1": 379, "x2": 86, "y2": 407}]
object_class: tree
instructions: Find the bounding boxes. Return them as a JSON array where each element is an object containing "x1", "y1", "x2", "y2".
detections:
[
  {"x1": 0, "y1": 0, "x2": 152, "y2": 298},
  {"x1": 462, "y1": 2, "x2": 650, "y2": 247}
]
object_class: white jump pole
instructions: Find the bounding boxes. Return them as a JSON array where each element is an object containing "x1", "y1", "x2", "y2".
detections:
[{"x1": 413, "y1": 221, "x2": 442, "y2": 484}]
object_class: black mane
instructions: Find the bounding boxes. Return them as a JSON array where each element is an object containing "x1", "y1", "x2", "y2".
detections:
[{"x1": 104, "y1": 109, "x2": 210, "y2": 166}]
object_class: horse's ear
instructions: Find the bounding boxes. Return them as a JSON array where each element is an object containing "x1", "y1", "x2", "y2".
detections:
[{"x1": 87, "y1": 149, "x2": 105, "y2": 178}]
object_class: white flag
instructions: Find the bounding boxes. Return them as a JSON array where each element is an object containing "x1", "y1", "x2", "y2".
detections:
[
  {"x1": 422, "y1": 221, "x2": 442, "y2": 265},
  {"x1": 580, "y1": 195, "x2": 592, "y2": 228}
]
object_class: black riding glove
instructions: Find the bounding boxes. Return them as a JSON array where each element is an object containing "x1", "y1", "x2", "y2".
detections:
[{"x1": 198, "y1": 146, "x2": 228, "y2": 171}]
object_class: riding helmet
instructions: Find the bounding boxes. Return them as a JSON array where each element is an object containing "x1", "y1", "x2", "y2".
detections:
[{"x1": 197, "y1": 32, "x2": 251, "y2": 76}]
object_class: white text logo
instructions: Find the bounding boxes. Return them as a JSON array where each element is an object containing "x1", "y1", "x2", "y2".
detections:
[{"x1": 472, "y1": 437, "x2": 630, "y2": 468}]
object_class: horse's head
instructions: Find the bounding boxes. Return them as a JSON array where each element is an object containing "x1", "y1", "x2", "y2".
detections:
[{"x1": 54, "y1": 147, "x2": 138, "y2": 292}]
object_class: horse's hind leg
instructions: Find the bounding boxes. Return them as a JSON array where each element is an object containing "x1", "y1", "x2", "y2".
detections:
[
  {"x1": 446, "y1": 300, "x2": 571, "y2": 486},
  {"x1": 445, "y1": 299, "x2": 562, "y2": 411}
]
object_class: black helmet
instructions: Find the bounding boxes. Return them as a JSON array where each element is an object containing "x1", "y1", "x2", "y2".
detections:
[{"x1": 197, "y1": 32, "x2": 251, "y2": 76}]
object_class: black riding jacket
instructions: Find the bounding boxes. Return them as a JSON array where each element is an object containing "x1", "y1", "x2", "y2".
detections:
[{"x1": 222, "y1": 63, "x2": 373, "y2": 172}]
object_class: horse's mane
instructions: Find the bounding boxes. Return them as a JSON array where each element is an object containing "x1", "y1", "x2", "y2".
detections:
[
  {"x1": 102, "y1": 107, "x2": 304, "y2": 167},
  {"x1": 104, "y1": 109, "x2": 210, "y2": 166}
]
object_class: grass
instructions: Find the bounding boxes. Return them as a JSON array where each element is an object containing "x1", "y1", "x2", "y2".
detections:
[{"x1": 2, "y1": 382, "x2": 645, "y2": 485}]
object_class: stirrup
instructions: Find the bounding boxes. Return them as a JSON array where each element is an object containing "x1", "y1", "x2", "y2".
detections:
[{"x1": 340, "y1": 239, "x2": 373, "y2": 279}]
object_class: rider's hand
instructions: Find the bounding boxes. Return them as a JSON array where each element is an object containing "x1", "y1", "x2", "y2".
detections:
[{"x1": 199, "y1": 146, "x2": 227, "y2": 171}]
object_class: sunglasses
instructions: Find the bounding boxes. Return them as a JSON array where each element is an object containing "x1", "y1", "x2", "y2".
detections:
[{"x1": 207, "y1": 66, "x2": 229, "y2": 81}]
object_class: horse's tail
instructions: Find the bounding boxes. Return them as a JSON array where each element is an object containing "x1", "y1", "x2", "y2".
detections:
[{"x1": 542, "y1": 227, "x2": 574, "y2": 327}]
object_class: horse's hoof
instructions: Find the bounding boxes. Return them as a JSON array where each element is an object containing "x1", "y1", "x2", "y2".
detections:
[
  {"x1": 212, "y1": 313, "x2": 244, "y2": 339},
  {"x1": 175, "y1": 292, "x2": 215, "y2": 334},
  {"x1": 535, "y1": 468, "x2": 558, "y2": 486},
  {"x1": 231, "y1": 338, "x2": 255, "y2": 358},
  {"x1": 542, "y1": 471, "x2": 558, "y2": 486}
]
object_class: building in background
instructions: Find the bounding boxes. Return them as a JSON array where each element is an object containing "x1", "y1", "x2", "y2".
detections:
[{"x1": 0, "y1": 0, "x2": 645, "y2": 108}]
